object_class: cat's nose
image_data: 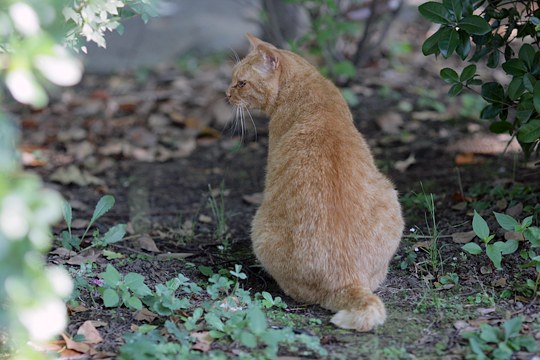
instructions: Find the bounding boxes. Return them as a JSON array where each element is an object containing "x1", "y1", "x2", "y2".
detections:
[{"x1": 225, "y1": 89, "x2": 231, "y2": 98}]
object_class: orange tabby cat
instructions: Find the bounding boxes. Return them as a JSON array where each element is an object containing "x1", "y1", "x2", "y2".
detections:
[{"x1": 226, "y1": 34, "x2": 403, "y2": 332}]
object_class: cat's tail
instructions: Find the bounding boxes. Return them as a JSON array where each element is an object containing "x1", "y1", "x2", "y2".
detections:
[{"x1": 326, "y1": 286, "x2": 386, "y2": 332}]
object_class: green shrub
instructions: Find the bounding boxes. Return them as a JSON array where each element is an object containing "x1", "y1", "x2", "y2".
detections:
[{"x1": 419, "y1": 0, "x2": 540, "y2": 156}]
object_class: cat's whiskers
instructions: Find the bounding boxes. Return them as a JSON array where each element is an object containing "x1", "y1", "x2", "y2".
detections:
[
  {"x1": 239, "y1": 105, "x2": 246, "y2": 141},
  {"x1": 244, "y1": 106, "x2": 258, "y2": 140},
  {"x1": 228, "y1": 47, "x2": 241, "y2": 65}
]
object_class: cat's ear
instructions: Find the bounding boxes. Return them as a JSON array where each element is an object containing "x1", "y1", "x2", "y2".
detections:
[
  {"x1": 246, "y1": 33, "x2": 265, "y2": 49},
  {"x1": 254, "y1": 44, "x2": 279, "y2": 75}
]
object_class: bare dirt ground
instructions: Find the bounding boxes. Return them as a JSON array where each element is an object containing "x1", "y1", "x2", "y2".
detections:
[{"x1": 12, "y1": 18, "x2": 540, "y2": 360}]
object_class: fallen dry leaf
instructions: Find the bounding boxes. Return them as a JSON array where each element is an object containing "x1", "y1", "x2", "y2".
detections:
[
  {"x1": 198, "y1": 214, "x2": 212, "y2": 224},
  {"x1": 67, "y1": 141, "x2": 95, "y2": 161},
  {"x1": 412, "y1": 240, "x2": 432, "y2": 250},
  {"x1": 133, "y1": 308, "x2": 158, "y2": 322},
  {"x1": 451, "y1": 231, "x2": 476, "y2": 244},
  {"x1": 455, "y1": 153, "x2": 481, "y2": 166},
  {"x1": 394, "y1": 153, "x2": 416, "y2": 173},
  {"x1": 136, "y1": 234, "x2": 160, "y2": 252},
  {"x1": 61, "y1": 332, "x2": 93, "y2": 355},
  {"x1": 451, "y1": 192, "x2": 472, "y2": 203},
  {"x1": 506, "y1": 202, "x2": 523, "y2": 218},
  {"x1": 90, "y1": 320, "x2": 108, "y2": 328},
  {"x1": 242, "y1": 193, "x2": 263, "y2": 205},
  {"x1": 77, "y1": 321, "x2": 103, "y2": 344},
  {"x1": 477, "y1": 308, "x2": 496, "y2": 315},
  {"x1": 50, "y1": 247, "x2": 77, "y2": 257},
  {"x1": 20, "y1": 146, "x2": 48, "y2": 167},
  {"x1": 451, "y1": 202, "x2": 467, "y2": 211},
  {"x1": 66, "y1": 249, "x2": 101, "y2": 265},
  {"x1": 50, "y1": 165, "x2": 105, "y2": 186},
  {"x1": 492, "y1": 277, "x2": 507, "y2": 287},
  {"x1": 504, "y1": 231, "x2": 525, "y2": 241},
  {"x1": 495, "y1": 199, "x2": 508, "y2": 211},
  {"x1": 376, "y1": 111, "x2": 403, "y2": 134},
  {"x1": 67, "y1": 304, "x2": 89, "y2": 313},
  {"x1": 191, "y1": 331, "x2": 213, "y2": 352},
  {"x1": 71, "y1": 219, "x2": 90, "y2": 229},
  {"x1": 480, "y1": 266, "x2": 492, "y2": 274},
  {"x1": 156, "y1": 253, "x2": 194, "y2": 260}
]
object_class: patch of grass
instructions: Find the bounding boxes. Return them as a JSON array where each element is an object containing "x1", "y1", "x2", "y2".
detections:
[{"x1": 208, "y1": 183, "x2": 230, "y2": 250}]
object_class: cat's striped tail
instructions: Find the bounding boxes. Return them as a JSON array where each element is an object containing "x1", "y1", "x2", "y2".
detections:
[{"x1": 327, "y1": 286, "x2": 386, "y2": 332}]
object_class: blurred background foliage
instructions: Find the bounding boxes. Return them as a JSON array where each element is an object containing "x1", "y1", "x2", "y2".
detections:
[{"x1": 0, "y1": 0, "x2": 155, "y2": 358}]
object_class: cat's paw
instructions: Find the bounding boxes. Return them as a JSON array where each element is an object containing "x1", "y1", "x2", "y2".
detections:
[{"x1": 330, "y1": 295, "x2": 386, "y2": 332}]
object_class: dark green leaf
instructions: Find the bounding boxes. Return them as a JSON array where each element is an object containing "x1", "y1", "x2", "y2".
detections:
[
  {"x1": 204, "y1": 313, "x2": 225, "y2": 332},
  {"x1": 418, "y1": 2, "x2": 451, "y2": 24},
  {"x1": 508, "y1": 77, "x2": 524, "y2": 100},
  {"x1": 102, "y1": 264, "x2": 121, "y2": 286},
  {"x1": 533, "y1": 82, "x2": 540, "y2": 113},
  {"x1": 486, "y1": 244, "x2": 502, "y2": 269},
  {"x1": 422, "y1": 27, "x2": 448, "y2": 56},
  {"x1": 481, "y1": 82, "x2": 504, "y2": 103},
  {"x1": 518, "y1": 44, "x2": 535, "y2": 69},
  {"x1": 479, "y1": 324, "x2": 500, "y2": 343},
  {"x1": 481, "y1": 104, "x2": 502, "y2": 119},
  {"x1": 449, "y1": 83, "x2": 463, "y2": 96},
  {"x1": 494, "y1": 212, "x2": 519, "y2": 231},
  {"x1": 523, "y1": 74, "x2": 536, "y2": 92},
  {"x1": 516, "y1": 100, "x2": 534, "y2": 122},
  {"x1": 439, "y1": 29, "x2": 460, "y2": 58},
  {"x1": 239, "y1": 331, "x2": 257, "y2": 348},
  {"x1": 489, "y1": 121, "x2": 512, "y2": 134},
  {"x1": 487, "y1": 51, "x2": 500, "y2": 68},
  {"x1": 503, "y1": 317, "x2": 523, "y2": 339},
  {"x1": 473, "y1": 210, "x2": 490, "y2": 240},
  {"x1": 447, "y1": 0, "x2": 462, "y2": 21},
  {"x1": 440, "y1": 68, "x2": 459, "y2": 83},
  {"x1": 198, "y1": 265, "x2": 213, "y2": 277},
  {"x1": 63, "y1": 200, "x2": 72, "y2": 231},
  {"x1": 502, "y1": 59, "x2": 527, "y2": 76},
  {"x1": 460, "y1": 64, "x2": 476, "y2": 82},
  {"x1": 88, "y1": 195, "x2": 115, "y2": 230},
  {"x1": 103, "y1": 289, "x2": 120, "y2": 307},
  {"x1": 456, "y1": 30, "x2": 471, "y2": 60},
  {"x1": 101, "y1": 224, "x2": 127, "y2": 245},
  {"x1": 531, "y1": 52, "x2": 540, "y2": 75},
  {"x1": 517, "y1": 119, "x2": 540, "y2": 143},
  {"x1": 462, "y1": 242, "x2": 482, "y2": 255},
  {"x1": 127, "y1": 296, "x2": 143, "y2": 310},
  {"x1": 524, "y1": 227, "x2": 540, "y2": 246},
  {"x1": 248, "y1": 306, "x2": 267, "y2": 335},
  {"x1": 124, "y1": 273, "x2": 147, "y2": 290},
  {"x1": 504, "y1": 44, "x2": 514, "y2": 61},
  {"x1": 493, "y1": 240, "x2": 519, "y2": 255},
  {"x1": 458, "y1": 15, "x2": 492, "y2": 35}
]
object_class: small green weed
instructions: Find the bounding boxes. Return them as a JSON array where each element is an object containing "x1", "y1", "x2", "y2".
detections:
[
  {"x1": 463, "y1": 210, "x2": 540, "y2": 271},
  {"x1": 114, "y1": 264, "x2": 327, "y2": 359},
  {"x1": 208, "y1": 184, "x2": 230, "y2": 250},
  {"x1": 462, "y1": 211, "x2": 519, "y2": 270},
  {"x1": 99, "y1": 264, "x2": 153, "y2": 310},
  {"x1": 61, "y1": 195, "x2": 126, "y2": 251},
  {"x1": 462, "y1": 317, "x2": 537, "y2": 360}
]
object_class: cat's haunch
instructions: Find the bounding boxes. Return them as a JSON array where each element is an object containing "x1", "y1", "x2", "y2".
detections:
[{"x1": 228, "y1": 34, "x2": 403, "y2": 332}]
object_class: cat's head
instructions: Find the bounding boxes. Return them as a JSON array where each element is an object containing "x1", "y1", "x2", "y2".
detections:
[{"x1": 226, "y1": 34, "x2": 281, "y2": 112}]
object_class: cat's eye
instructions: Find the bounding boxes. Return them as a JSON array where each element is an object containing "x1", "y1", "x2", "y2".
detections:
[{"x1": 236, "y1": 80, "x2": 246, "y2": 88}]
